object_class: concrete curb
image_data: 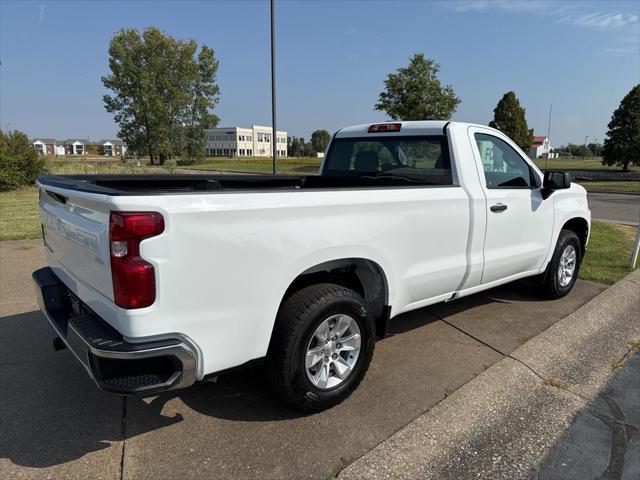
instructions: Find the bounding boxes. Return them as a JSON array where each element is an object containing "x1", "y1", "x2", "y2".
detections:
[
  {"x1": 592, "y1": 218, "x2": 639, "y2": 227},
  {"x1": 586, "y1": 191, "x2": 640, "y2": 196},
  {"x1": 338, "y1": 269, "x2": 640, "y2": 480}
]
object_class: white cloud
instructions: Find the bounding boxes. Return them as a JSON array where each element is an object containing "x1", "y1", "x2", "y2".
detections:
[
  {"x1": 444, "y1": 0, "x2": 552, "y2": 14},
  {"x1": 568, "y1": 12, "x2": 639, "y2": 29},
  {"x1": 444, "y1": 1, "x2": 639, "y2": 31},
  {"x1": 596, "y1": 46, "x2": 639, "y2": 55},
  {"x1": 441, "y1": 0, "x2": 639, "y2": 56},
  {"x1": 38, "y1": 4, "x2": 46, "y2": 25}
]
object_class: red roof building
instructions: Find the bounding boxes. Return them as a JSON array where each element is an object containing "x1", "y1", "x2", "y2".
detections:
[{"x1": 528, "y1": 135, "x2": 553, "y2": 159}]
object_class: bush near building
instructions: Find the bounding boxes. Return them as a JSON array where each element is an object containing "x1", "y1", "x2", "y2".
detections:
[{"x1": 0, "y1": 130, "x2": 47, "y2": 191}]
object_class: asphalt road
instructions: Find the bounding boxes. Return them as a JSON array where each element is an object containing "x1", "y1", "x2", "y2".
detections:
[
  {"x1": 588, "y1": 192, "x2": 640, "y2": 225},
  {"x1": 0, "y1": 240, "x2": 607, "y2": 480}
]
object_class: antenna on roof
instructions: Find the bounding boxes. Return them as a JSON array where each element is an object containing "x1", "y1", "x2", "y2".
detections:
[
  {"x1": 270, "y1": 0, "x2": 277, "y2": 175},
  {"x1": 545, "y1": 104, "x2": 552, "y2": 171}
]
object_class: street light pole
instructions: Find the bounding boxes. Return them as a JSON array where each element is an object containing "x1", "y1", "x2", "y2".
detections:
[{"x1": 270, "y1": 0, "x2": 277, "y2": 175}]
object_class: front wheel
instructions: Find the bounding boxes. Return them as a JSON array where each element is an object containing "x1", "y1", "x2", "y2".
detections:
[
  {"x1": 266, "y1": 283, "x2": 375, "y2": 412},
  {"x1": 538, "y1": 229, "x2": 582, "y2": 299}
]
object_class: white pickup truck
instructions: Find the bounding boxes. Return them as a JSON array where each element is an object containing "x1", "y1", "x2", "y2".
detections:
[{"x1": 33, "y1": 121, "x2": 590, "y2": 411}]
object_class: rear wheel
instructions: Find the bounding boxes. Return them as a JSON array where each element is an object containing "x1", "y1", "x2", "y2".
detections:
[
  {"x1": 538, "y1": 229, "x2": 582, "y2": 299},
  {"x1": 267, "y1": 283, "x2": 375, "y2": 412}
]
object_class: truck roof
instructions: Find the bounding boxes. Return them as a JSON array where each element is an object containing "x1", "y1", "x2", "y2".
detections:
[{"x1": 335, "y1": 120, "x2": 482, "y2": 138}]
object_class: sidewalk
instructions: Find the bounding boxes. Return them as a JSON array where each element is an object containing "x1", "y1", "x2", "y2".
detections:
[
  {"x1": 537, "y1": 351, "x2": 639, "y2": 479},
  {"x1": 339, "y1": 269, "x2": 640, "y2": 480}
]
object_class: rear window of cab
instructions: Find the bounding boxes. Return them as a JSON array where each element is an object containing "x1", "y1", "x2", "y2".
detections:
[{"x1": 322, "y1": 136, "x2": 453, "y2": 186}]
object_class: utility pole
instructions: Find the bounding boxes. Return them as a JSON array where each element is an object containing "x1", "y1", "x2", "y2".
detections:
[
  {"x1": 583, "y1": 135, "x2": 589, "y2": 163},
  {"x1": 592, "y1": 138, "x2": 598, "y2": 160},
  {"x1": 631, "y1": 227, "x2": 640, "y2": 269},
  {"x1": 270, "y1": 0, "x2": 277, "y2": 175},
  {"x1": 545, "y1": 103, "x2": 552, "y2": 170},
  {"x1": 86, "y1": 134, "x2": 90, "y2": 173}
]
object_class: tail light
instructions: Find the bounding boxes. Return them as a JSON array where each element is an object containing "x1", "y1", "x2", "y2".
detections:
[
  {"x1": 368, "y1": 123, "x2": 401, "y2": 133},
  {"x1": 109, "y1": 212, "x2": 164, "y2": 309}
]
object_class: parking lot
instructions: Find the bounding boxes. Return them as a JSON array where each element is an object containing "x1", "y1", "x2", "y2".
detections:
[{"x1": 0, "y1": 240, "x2": 607, "y2": 480}]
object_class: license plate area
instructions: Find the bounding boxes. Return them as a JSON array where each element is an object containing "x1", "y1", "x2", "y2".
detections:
[{"x1": 69, "y1": 292, "x2": 89, "y2": 317}]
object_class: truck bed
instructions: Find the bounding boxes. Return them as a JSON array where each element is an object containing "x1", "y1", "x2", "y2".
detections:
[
  {"x1": 37, "y1": 174, "x2": 306, "y2": 195},
  {"x1": 37, "y1": 173, "x2": 451, "y2": 195}
]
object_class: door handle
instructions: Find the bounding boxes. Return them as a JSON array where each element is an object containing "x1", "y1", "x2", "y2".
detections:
[{"x1": 490, "y1": 203, "x2": 508, "y2": 213}]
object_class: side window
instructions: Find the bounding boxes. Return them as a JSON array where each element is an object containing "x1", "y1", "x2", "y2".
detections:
[
  {"x1": 474, "y1": 133, "x2": 535, "y2": 188},
  {"x1": 397, "y1": 141, "x2": 445, "y2": 170}
]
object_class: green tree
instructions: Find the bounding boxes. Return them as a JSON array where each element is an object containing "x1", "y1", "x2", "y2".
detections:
[
  {"x1": 182, "y1": 46, "x2": 221, "y2": 161},
  {"x1": 302, "y1": 141, "x2": 313, "y2": 157},
  {"x1": 102, "y1": 27, "x2": 220, "y2": 165},
  {"x1": 489, "y1": 91, "x2": 533, "y2": 151},
  {"x1": 587, "y1": 142, "x2": 602, "y2": 157},
  {"x1": 602, "y1": 84, "x2": 640, "y2": 172},
  {"x1": 289, "y1": 137, "x2": 301, "y2": 157},
  {"x1": 0, "y1": 130, "x2": 47, "y2": 191},
  {"x1": 563, "y1": 143, "x2": 587, "y2": 157},
  {"x1": 375, "y1": 53, "x2": 460, "y2": 121},
  {"x1": 310, "y1": 129, "x2": 331, "y2": 154},
  {"x1": 299, "y1": 137, "x2": 308, "y2": 157}
]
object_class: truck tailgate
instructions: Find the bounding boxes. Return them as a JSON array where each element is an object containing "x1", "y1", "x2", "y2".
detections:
[{"x1": 39, "y1": 186, "x2": 114, "y2": 300}]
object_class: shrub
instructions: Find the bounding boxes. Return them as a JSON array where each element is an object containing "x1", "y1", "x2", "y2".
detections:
[
  {"x1": 164, "y1": 158, "x2": 177, "y2": 173},
  {"x1": 0, "y1": 130, "x2": 48, "y2": 191},
  {"x1": 176, "y1": 156, "x2": 199, "y2": 166}
]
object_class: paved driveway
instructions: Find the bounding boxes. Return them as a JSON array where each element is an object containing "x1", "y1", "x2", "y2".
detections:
[
  {"x1": 588, "y1": 192, "x2": 640, "y2": 225},
  {"x1": 0, "y1": 240, "x2": 607, "y2": 480}
]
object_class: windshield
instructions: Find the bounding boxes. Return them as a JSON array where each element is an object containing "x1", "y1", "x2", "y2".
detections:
[{"x1": 322, "y1": 136, "x2": 453, "y2": 186}]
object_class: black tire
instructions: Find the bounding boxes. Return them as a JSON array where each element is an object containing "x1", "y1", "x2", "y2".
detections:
[
  {"x1": 538, "y1": 229, "x2": 582, "y2": 299},
  {"x1": 266, "y1": 283, "x2": 375, "y2": 412}
]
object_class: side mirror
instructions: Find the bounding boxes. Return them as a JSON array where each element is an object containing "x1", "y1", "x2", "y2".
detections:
[{"x1": 542, "y1": 171, "x2": 571, "y2": 198}]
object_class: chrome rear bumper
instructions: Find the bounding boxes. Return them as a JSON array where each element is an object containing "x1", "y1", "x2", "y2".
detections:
[{"x1": 32, "y1": 267, "x2": 197, "y2": 395}]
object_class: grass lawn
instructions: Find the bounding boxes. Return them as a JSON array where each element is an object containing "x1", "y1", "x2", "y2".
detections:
[
  {"x1": 533, "y1": 157, "x2": 639, "y2": 173},
  {"x1": 42, "y1": 155, "x2": 321, "y2": 175},
  {"x1": 0, "y1": 187, "x2": 40, "y2": 241},
  {"x1": 188, "y1": 157, "x2": 321, "y2": 174},
  {"x1": 575, "y1": 180, "x2": 640, "y2": 194},
  {"x1": 580, "y1": 221, "x2": 638, "y2": 285},
  {"x1": 45, "y1": 157, "x2": 171, "y2": 175}
]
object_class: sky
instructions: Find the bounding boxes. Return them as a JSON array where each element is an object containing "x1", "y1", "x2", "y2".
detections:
[{"x1": 0, "y1": 0, "x2": 639, "y2": 146}]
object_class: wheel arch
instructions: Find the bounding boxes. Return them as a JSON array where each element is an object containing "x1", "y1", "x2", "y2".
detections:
[
  {"x1": 279, "y1": 257, "x2": 391, "y2": 338},
  {"x1": 561, "y1": 216, "x2": 589, "y2": 254}
]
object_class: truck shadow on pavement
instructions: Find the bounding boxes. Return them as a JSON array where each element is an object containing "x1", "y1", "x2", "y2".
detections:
[
  {"x1": 385, "y1": 279, "x2": 545, "y2": 336},
  {"x1": 0, "y1": 309, "x2": 306, "y2": 469},
  {"x1": 0, "y1": 280, "x2": 603, "y2": 470},
  {"x1": 122, "y1": 283, "x2": 548, "y2": 429}
]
